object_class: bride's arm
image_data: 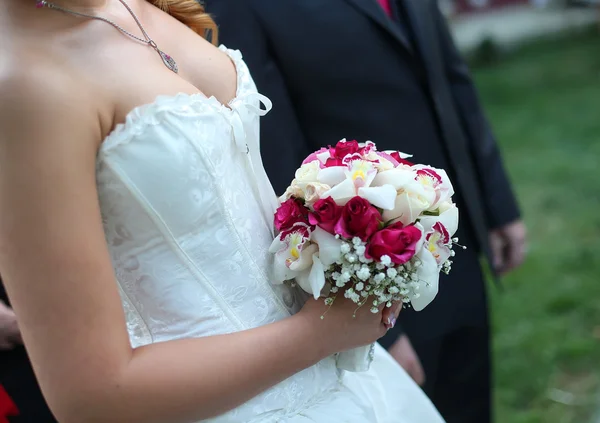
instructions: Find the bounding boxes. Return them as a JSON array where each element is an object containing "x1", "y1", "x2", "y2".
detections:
[{"x1": 0, "y1": 73, "x2": 385, "y2": 423}]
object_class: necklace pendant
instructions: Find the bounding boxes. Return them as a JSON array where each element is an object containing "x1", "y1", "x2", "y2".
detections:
[
  {"x1": 37, "y1": 0, "x2": 179, "y2": 74},
  {"x1": 158, "y1": 49, "x2": 178, "y2": 74}
]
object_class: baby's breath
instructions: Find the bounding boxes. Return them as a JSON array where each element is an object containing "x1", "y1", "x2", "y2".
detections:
[{"x1": 320, "y1": 234, "x2": 459, "y2": 313}]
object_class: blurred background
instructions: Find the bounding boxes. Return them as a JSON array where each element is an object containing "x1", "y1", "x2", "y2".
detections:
[{"x1": 445, "y1": 1, "x2": 600, "y2": 422}]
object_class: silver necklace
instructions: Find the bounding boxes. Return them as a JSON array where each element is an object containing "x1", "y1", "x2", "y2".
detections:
[{"x1": 36, "y1": 0, "x2": 178, "y2": 73}]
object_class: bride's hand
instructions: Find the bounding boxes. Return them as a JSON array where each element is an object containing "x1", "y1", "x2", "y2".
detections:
[
  {"x1": 298, "y1": 297, "x2": 388, "y2": 355},
  {"x1": 382, "y1": 302, "x2": 402, "y2": 330}
]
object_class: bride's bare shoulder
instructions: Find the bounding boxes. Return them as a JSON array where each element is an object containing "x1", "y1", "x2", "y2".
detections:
[
  {"x1": 0, "y1": 55, "x2": 70, "y2": 106},
  {"x1": 0, "y1": 51, "x2": 104, "y2": 150}
]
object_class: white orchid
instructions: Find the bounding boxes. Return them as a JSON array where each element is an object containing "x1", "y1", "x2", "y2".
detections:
[
  {"x1": 269, "y1": 228, "x2": 316, "y2": 282},
  {"x1": 269, "y1": 226, "x2": 343, "y2": 299},
  {"x1": 419, "y1": 201, "x2": 459, "y2": 237},
  {"x1": 412, "y1": 165, "x2": 455, "y2": 211},
  {"x1": 410, "y1": 247, "x2": 440, "y2": 311},
  {"x1": 370, "y1": 167, "x2": 436, "y2": 225},
  {"x1": 424, "y1": 222, "x2": 453, "y2": 266},
  {"x1": 310, "y1": 226, "x2": 343, "y2": 267},
  {"x1": 362, "y1": 149, "x2": 395, "y2": 171},
  {"x1": 319, "y1": 159, "x2": 397, "y2": 210}
]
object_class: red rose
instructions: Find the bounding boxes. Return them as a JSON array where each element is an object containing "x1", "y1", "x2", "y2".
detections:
[
  {"x1": 324, "y1": 157, "x2": 345, "y2": 167},
  {"x1": 308, "y1": 197, "x2": 343, "y2": 234},
  {"x1": 334, "y1": 197, "x2": 382, "y2": 241},
  {"x1": 390, "y1": 151, "x2": 414, "y2": 167},
  {"x1": 365, "y1": 223, "x2": 422, "y2": 265},
  {"x1": 333, "y1": 140, "x2": 360, "y2": 159},
  {"x1": 274, "y1": 198, "x2": 309, "y2": 232}
]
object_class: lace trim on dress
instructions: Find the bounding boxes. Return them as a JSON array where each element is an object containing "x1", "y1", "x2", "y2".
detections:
[{"x1": 101, "y1": 46, "x2": 247, "y2": 152}]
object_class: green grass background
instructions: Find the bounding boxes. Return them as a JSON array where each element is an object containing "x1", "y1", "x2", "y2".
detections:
[{"x1": 471, "y1": 28, "x2": 600, "y2": 423}]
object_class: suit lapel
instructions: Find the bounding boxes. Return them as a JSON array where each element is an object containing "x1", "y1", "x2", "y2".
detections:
[
  {"x1": 402, "y1": 0, "x2": 496, "y2": 270},
  {"x1": 401, "y1": 0, "x2": 438, "y2": 79},
  {"x1": 398, "y1": 0, "x2": 442, "y2": 79},
  {"x1": 342, "y1": 0, "x2": 413, "y2": 54}
]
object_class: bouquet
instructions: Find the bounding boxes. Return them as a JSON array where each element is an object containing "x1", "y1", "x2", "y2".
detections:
[{"x1": 269, "y1": 140, "x2": 462, "y2": 372}]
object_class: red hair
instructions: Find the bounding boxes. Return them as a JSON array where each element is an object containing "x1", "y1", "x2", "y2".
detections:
[{"x1": 148, "y1": 0, "x2": 218, "y2": 44}]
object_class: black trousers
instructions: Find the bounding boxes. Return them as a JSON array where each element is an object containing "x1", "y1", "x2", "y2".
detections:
[{"x1": 411, "y1": 324, "x2": 492, "y2": 423}]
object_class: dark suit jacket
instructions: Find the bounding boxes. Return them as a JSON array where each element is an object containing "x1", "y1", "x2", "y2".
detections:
[{"x1": 207, "y1": 0, "x2": 520, "y2": 341}]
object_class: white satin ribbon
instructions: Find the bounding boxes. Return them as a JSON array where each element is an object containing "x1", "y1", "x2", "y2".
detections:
[{"x1": 228, "y1": 92, "x2": 278, "y2": 237}]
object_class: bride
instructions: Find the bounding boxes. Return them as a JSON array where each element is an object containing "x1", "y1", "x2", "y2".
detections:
[{"x1": 0, "y1": 1, "x2": 445, "y2": 422}]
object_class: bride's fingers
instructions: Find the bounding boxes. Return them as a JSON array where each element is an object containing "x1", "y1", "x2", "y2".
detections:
[
  {"x1": 382, "y1": 303, "x2": 402, "y2": 329},
  {"x1": 393, "y1": 304, "x2": 402, "y2": 322}
]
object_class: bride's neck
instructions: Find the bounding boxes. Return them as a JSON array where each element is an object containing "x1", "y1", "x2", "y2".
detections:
[
  {"x1": 0, "y1": 0, "x2": 116, "y2": 35},
  {"x1": 3, "y1": 0, "x2": 109, "y2": 14},
  {"x1": 39, "y1": 0, "x2": 108, "y2": 8}
]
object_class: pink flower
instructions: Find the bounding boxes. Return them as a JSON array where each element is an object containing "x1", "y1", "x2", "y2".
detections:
[
  {"x1": 358, "y1": 141, "x2": 376, "y2": 156},
  {"x1": 390, "y1": 151, "x2": 414, "y2": 167},
  {"x1": 274, "y1": 199, "x2": 309, "y2": 232},
  {"x1": 324, "y1": 157, "x2": 345, "y2": 167},
  {"x1": 334, "y1": 197, "x2": 382, "y2": 241},
  {"x1": 375, "y1": 151, "x2": 400, "y2": 167},
  {"x1": 365, "y1": 223, "x2": 422, "y2": 265},
  {"x1": 332, "y1": 139, "x2": 360, "y2": 159},
  {"x1": 308, "y1": 197, "x2": 343, "y2": 234},
  {"x1": 301, "y1": 148, "x2": 331, "y2": 167}
]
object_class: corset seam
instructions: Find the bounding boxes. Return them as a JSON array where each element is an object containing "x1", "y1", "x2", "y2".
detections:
[
  {"x1": 116, "y1": 281, "x2": 154, "y2": 347},
  {"x1": 103, "y1": 159, "x2": 247, "y2": 332},
  {"x1": 183, "y1": 131, "x2": 293, "y2": 319}
]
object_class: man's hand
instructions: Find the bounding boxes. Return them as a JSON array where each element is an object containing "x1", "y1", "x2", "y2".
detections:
[
  {"x1": 0, "y1": 300, "x2": 21, "y2": 350},
  {"x1": 388, "y1": 334, "x2": 425, "y2": 386},
  {"x1": 489, "y1": 219, "x2": 527, "y2": 276}
]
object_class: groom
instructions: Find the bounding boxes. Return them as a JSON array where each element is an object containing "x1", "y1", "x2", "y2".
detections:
[{"x1": 206, "y1": 0, "x2": 526, "y2": 422}]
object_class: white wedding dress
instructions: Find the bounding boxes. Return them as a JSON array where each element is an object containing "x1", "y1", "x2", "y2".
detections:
[{"x1": 96, "y1": 46, "x2": 445, "y2": 423}]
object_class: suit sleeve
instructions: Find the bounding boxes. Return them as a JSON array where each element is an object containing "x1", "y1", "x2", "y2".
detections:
[
  {"x1": 206, "y1": 0, "x2": 311, "y2": 195},
  {"x1": 432, "y1": 4, "x2": 521, "y2": 229}
]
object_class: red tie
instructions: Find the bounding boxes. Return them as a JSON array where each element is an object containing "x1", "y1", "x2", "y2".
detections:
[
  {"x1": 377, "y1": 0, "x2": 393, "y2": 17},
  {"x1": 0, "y1": 385, "x2": 19, "y2": 423}
]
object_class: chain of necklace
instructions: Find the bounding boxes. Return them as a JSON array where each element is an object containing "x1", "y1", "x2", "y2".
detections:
[{"x1": 36, "y1": 0, "x2": 178, "y2": 73}]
